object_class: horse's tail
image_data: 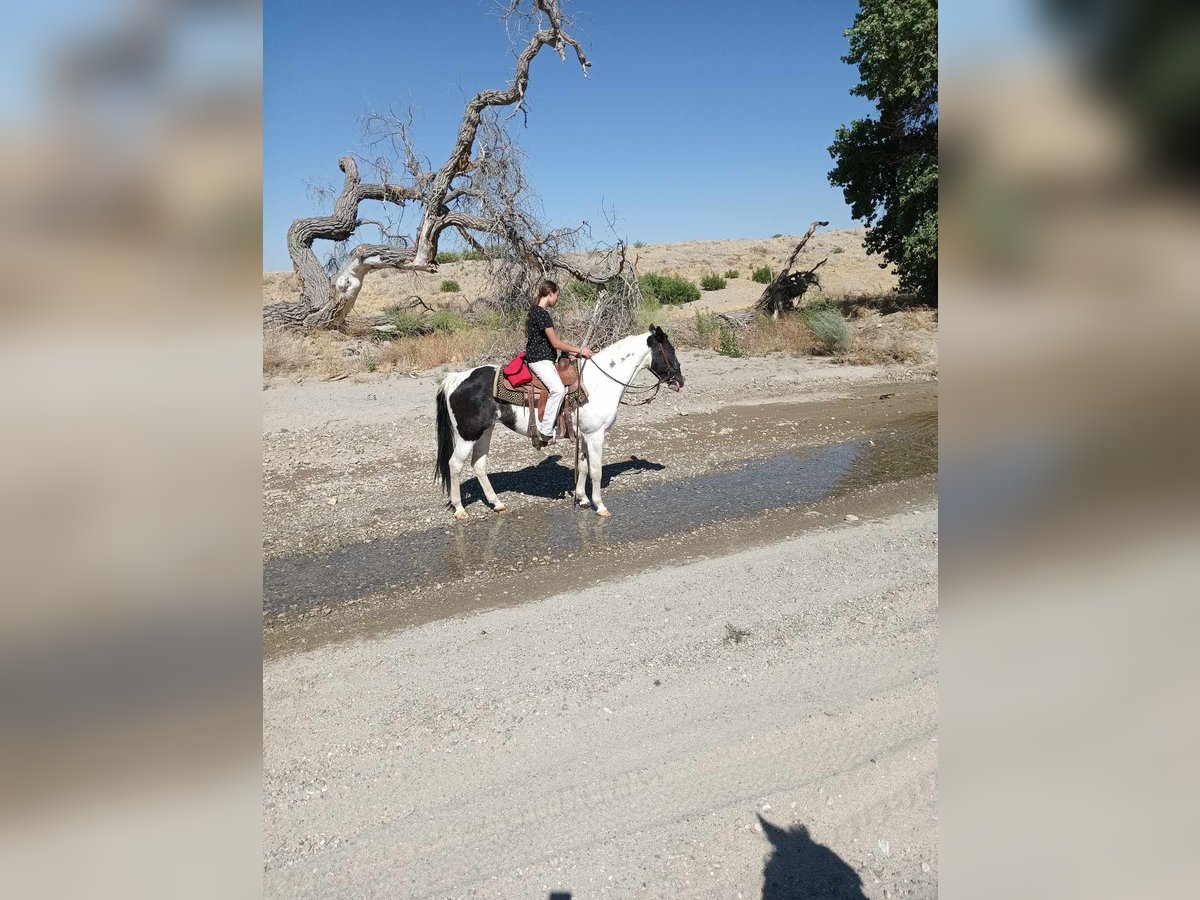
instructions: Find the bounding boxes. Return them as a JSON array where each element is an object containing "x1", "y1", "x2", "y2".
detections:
[{"x1": 434, "y1": 379, "x2": 454, "y2": 493}]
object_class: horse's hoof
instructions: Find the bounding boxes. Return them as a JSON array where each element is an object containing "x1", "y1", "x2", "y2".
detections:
[
  {"x1": 494, "y1": 504, "x2": 508, "y2": 513},
  {"x1": 453, "y1": 510, "x2": 469, "y2": 521},
  {"x1": 574, "y1": 495, "x2": 590, "y2": 508},
  {"x1": 596, "y1": 508, "x2": 612, "y2": 518}
]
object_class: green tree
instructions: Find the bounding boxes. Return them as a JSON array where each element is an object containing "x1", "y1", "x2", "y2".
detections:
[{"x1": 828, "y1": 0, "x2": 937, "y2": 301}]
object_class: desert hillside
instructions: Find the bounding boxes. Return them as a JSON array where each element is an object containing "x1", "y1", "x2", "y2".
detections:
[{"x1": 262, "y1": 228, "x2": 897, "y2": 318}]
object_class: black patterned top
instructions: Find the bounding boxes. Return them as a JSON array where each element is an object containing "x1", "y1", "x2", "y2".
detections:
[{"x1": 526, "y1": 305, "x2": 556, "y2": 363}]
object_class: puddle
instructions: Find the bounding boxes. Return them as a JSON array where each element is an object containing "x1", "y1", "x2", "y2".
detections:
[{"x1": 264, "y1": 411, "x2": 936, "y2": 618}]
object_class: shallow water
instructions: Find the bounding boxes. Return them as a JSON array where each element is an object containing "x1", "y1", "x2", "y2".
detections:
[{"x1": 263, "y1": 411, "x2": 936, "y2": 617}]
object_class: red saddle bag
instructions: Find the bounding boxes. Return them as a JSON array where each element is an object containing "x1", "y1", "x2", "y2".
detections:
[{"x1": 502, "y1": 351, "x2": 532, "y2": 387}]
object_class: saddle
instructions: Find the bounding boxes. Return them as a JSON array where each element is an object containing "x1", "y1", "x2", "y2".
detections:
[{"x1": 493, "y1": 356, "x2": 588, "y2": 446}]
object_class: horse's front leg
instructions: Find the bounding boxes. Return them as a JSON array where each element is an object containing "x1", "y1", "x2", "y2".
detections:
[
  {"x1": 585, "y1": 432, "x2": 610, "y2": 517},
  {"x1": 573, "y1": 435, "x2": 590, "y2": 508}
]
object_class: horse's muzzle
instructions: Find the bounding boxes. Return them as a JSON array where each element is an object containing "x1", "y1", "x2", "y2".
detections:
[{"x1": 669, "y1": 381, "x2": 682, "y2": 392}]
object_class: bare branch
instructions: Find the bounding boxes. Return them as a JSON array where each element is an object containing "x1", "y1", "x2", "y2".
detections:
[
  {"x1": 267, "y1": 2, "x2": 609, "y2": 332},
  {"x1": 417, "y1": 0, "x2": 591, "y2": 264}
]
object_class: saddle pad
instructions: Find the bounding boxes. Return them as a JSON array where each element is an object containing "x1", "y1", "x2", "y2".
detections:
[{"x1": 492, "y1": 366, "x2": 588, "y2": 408}]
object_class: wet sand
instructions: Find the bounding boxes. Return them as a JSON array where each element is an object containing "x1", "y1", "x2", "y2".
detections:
[{"x1": 265, "y1": 381, "x2": 936, "y2": 657}]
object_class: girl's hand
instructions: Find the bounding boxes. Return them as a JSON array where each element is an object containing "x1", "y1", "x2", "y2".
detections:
[{"x1": 579, "y1": 346, "x2": 593, "y2": 359}]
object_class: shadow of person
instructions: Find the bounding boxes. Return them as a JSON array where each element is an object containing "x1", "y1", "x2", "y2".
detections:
[{"x1": 759, "y1": 816, "x2": 866, "y2": 899}]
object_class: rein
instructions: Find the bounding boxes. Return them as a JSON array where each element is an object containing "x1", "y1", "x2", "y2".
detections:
[{"x1": 578, "y1": 345, "x2": 677, "y2": 407}]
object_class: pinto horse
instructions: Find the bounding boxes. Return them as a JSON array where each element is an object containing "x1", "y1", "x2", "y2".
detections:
[{"x1": 434, "y1": 324, "x2": 684, "y2": 518}]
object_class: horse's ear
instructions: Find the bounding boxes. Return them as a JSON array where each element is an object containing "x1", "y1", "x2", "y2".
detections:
[{"x1": 647, "y1": 322, "x2": 656, "y2": 333}]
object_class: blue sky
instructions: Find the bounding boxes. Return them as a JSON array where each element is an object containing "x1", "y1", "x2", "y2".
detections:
[{"x1": 264, "y1": 0, "x2": 878, "y2": 270}]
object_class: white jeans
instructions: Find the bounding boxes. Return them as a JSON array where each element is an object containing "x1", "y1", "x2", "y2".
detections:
[{"x1": 528, "y1": 359, "x2": 566, "y2": 437}]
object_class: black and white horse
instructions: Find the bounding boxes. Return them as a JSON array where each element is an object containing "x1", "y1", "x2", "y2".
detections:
[{"x1": 435, "y1": 325, "x2": 684, "y2": 519}]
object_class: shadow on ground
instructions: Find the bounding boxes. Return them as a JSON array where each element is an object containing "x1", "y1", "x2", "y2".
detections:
[
  {"x1": 760, "y1": 816, "x2": 866, "y2": 899},
  {"x1": 544, "y1": 817, "x2": 865, "y2": 900},
  {"x1": 459, "y1": 453, "x2": 666, "y2": 508}
]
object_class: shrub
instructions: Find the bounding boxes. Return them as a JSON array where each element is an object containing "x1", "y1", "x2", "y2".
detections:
[
  {"x1": 460, "y1": 249, "x2": 487, "y2": 261},
  {"x1": 771, "y1": 233, "x2": 783, "y2": 238},
  {"x1": 700, "y1": 273, "x2": 727, "y2": 291},
  {"x1": 362, "y1": 349, "x2": 377, "y2": 372},
  {"x1": 634, "y1": 293, "x2": 663, "y2": 332},
  {"x1": 435, "y1": 251, "x2": 461, "y2": 264},
  {"x1": 752, "y1": 266, "x2": 774, "y2": 284},
  {"x1": 799, "y1": 303, "x2": 850, "y2": 354},
  {"x1": 473, "y1": 309, "x2": 507, "y2": 332},
  {"x1": 439, "y1": 279, "x2": 460, "y2": 293},
  {"x1": 639, "y1": 272, "x2": 700, "y2": 305},
  {"x1": 430, "y1": 309, "x2": 469, "y2": 334},
  {"x1": 382, "y1": 306, "x2": 427, "y2": 336},
  {"x1": 633, "y1": 240, "x2": 646, "y2": 249},
  {"x1": 724, "y1": 269, "x2": 739, "y2": 279},
  {"x1": 717, "y1": 324, "x2": 743, "y2": 358},
  {"x1": 694, "y1": 311, "x2": 720, "y2": 341},
  {"x1": 565, "y1": 280, "x2": 599, "y2": 305}
]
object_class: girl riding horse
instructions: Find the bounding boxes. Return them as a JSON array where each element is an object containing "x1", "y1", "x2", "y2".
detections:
[
  {"x1": 435, "y1": 322, "x2": 684, "y2": 519},
  {"x1": 525, "y1": 280, "x2": 593, "y2": 447}
]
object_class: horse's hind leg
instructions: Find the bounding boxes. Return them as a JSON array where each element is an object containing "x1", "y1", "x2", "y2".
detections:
[
  {"x1": 471, "y1": 425, "x2": 507, "y2": 513},
  {"x1": 448, "y1": 439, "x2": 475, "y2": 520}
]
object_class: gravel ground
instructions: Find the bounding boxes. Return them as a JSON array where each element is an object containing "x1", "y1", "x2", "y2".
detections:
[
  {"x1": 263, "y1": 351, "x2": 935, "y2": 558},
  {"x1": 263, "y1": 505, "x2": 938, "y2": 899}
]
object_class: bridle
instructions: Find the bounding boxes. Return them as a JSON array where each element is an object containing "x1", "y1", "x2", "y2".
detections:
[
  {"x1": 568, "y1": 338, "x2": 681, "y2": 476},
  {"x1": 578, "y1": 339, "x2": 681, "y2": 407}
]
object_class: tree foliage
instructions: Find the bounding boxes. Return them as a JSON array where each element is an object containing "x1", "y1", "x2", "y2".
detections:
[{"x1": 828, "y1": 0, "x2": 937, "y2": 301}]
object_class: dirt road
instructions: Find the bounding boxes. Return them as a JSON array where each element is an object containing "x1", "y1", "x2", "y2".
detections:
[{"x1": 263, "y1": 505, "x2": 938, "y2": 898}]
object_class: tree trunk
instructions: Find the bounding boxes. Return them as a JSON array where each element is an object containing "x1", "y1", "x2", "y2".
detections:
[
  {"x1": 756, "y1": 220, "x2": 830, "y2": 317},
  {"x1": 263, "y1": 1, "x2": 615, "y2": 333},
  {"x1": 263, "y1": 157, "x2": 426, "y2": 331}
]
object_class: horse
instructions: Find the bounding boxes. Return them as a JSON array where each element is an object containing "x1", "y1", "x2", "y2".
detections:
[{"x1": 434, "y1": 324, "x2": 684, "y2": 519}]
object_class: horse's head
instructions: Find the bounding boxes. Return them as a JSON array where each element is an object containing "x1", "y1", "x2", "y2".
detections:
[{"x1": 647, "y1": 324, "x2": 684, "y2": 392}]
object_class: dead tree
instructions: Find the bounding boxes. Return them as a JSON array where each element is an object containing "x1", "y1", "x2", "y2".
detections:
[
  {"x1": 755, "y1": 220, "x2": 830, "y2": 318},
  {"x1": 264, "y1": 0, "x2": 623, "y2": 332}
]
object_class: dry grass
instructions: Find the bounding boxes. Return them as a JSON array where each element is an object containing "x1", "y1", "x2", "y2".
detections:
[
  {"x1": 263, "y1": 328, "x2": 364, "y2": 377},
  {"x1": 842, "y1": 308, "x2": 935, "y2": 365},
  {"x1": 263, "y1": 325, "x2": 514, "y2": 377},
  {"x1": 263, "y1": 300, "x2": 936, "y2": 376},
  {"x1": 371, "y1": 328, "x2": 506, "y2": 372},
  {"x1": 262, "y1": 328, "x2": 309, "y2": 375},
  {"x1": 675, "y1": 311, "x2": 817, "y2": 356},
  {"x1": 671, "y1": 304, "x2": 935, "y2": 368},
  {"x1": 740, "y1": 315, "x2": 818, "y2": 355},
  {"x1": 846, "y1": 329, "x2": 922, "y2": 365}
]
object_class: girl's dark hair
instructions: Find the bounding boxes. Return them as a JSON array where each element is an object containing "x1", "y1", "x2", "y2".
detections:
[{"x1": 530, "y1": 279, "x2": 559, "y2": 311}]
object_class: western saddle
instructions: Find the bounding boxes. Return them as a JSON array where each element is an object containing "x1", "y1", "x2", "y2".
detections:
[{"x1": 493, "y1": 356, "x2": 588, "y2": 447}]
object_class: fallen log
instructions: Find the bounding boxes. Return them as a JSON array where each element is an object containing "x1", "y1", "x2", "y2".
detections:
[{"x1": 756, "y1": 220, "x2": 829, "y2": 317}]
